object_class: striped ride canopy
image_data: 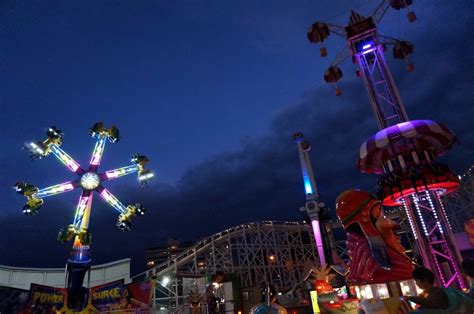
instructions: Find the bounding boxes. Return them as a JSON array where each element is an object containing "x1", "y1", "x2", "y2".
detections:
[{"x1": 358, "y1": 120, "x2": 456, "y2": 174}]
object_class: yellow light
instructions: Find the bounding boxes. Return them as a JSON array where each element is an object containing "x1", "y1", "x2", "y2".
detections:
[
  {"x1": 360, "y1": 285, "x2": 373, "y2": 299},
  {"x1": 310, "y1": 290, "x2": 321, "y2": 314},
  {"x1": 354, "y1": 286, "x2": 361, "y2": 299},
  {"x1": 376, "y1": 284, "x2": 389, "y2": 298}
]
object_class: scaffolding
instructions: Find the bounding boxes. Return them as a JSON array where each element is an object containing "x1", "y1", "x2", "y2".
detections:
[{"x1": 444, "y1": 166, "x2": 474, "y2": 233}]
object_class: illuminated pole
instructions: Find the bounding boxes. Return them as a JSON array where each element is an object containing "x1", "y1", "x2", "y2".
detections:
[{"x1": 293, "y1": 132, "x2": 327, "y2": 266}]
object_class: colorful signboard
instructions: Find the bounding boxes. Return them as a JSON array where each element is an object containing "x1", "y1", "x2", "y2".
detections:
[
  {"x1": 0, "y1": 279, "x2": 153, "y2": 313},
  {"x1": 27, "y1": 283, "x2": 67, "y2": 313}
]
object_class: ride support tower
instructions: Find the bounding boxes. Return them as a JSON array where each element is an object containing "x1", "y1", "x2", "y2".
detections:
[
  {"x1": 293, "y1": 132, "x2": 336, "y2": 267},
  {"x1": 307, "y1": 2, "x2": 465, "y2": 289}
]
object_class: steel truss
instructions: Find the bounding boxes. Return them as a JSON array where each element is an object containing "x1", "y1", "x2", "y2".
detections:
[
  {"x1": 401, "y1": 191, "x2": 464, "y2": 288},
  {"x1": 356, "y1": 43, "x2": 408, "y2": 129},
  {"x1": 137, "y1": 221, "x2": 318, "y2": 290},
  {"x1": 444, "y1": 166, "x2": 474, "y2": 233}
]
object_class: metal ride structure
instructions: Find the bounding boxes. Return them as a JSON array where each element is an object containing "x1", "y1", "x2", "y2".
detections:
[
  {"x1": 14, "y1": 123, "x2": 154, "y2": 309},
  {"x1": 444, "y1": 166, "x2": 474, "y2": 233},
  {"x1": 135, "y1": 221, "x2": 319, "y2": 308},
  {"x1": 293, "y1": 132, "x2": 335, "y2": 268},
  {"x1": 307, "y1": 1, "x2": 466, "y2": 289},
  {"x1": 292, "y1": 132, "x2": 416, "y2": 269}
]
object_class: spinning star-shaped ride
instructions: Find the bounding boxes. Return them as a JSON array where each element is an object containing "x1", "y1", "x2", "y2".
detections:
[{"x1": 14, "y1": 122, "x2": 153, "y2": 308}]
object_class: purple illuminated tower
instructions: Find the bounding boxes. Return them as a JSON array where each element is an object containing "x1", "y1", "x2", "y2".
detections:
[
  {"x1": 293, "y1": 132, "x2": 329, "y2": 267},
  {"x1": 307, "y1": 3, "x2": 465, "y2": 289}
]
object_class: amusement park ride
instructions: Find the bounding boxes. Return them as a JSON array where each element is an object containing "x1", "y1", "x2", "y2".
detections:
[
  {"x1": 293, "y1": 132, "x2": 330, "y2": 267},
  {"x1": 14, "y1": 122, "x2": 153, "y2": 309},
  {"x1": 307, "y1": 0, "x2": 465, "y2": 292},
  {"x1": 293, "y1": 132, "x2": 349, "y2": 271}
]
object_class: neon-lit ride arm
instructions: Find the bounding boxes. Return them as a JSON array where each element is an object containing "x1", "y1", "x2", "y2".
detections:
[
  {"x1": 36, "y1": 181, "x2": 80, "y2": 198},
  {"x1": 89, "y1": 136, "x2": 107, "y2": 171},
  {"x1": 294, "y1": 133, "x2": 327, "y2": 266},
  {"x1": 96, "y1": 186, "x2": 127, "y2": 214},
  {"x1": 101, "y1": 164, "x2": 139, "y2": 181},
  {"x1": 297, "y1": 146, "x2": 318, "y2": 199},
  {"x1": 311, "y1": 219, "x2": 327, "y2": 267},
  {"x1": 72, "y1": 191, "x2": 93, "y2": 231},
  {"x1": 50, "y1": 145, "x2": 84, "y2": 174}
]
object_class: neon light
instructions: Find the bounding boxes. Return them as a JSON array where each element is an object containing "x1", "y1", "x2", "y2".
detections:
[
  {"x1": 89, "y1": 137, "x2": 107, "y2": 166},
  {"x1": 36, "y1": 182, "x2": 75, "y2": 198},
  {"x1": 304, "y1": 176, "x2": 313, "y2": 194},
  {"x1": 139, "y1": 172, "x2": 154, "y2": 181},
  {"x1": 310, "y1": 290, "x2": 320, "y2": 314},
  {"x1": 105, "y1": 165, "x2": 138, "y2": 179},
  {"x1": 29, "y1": 142, "x2": 45, "y2": 155},
  {"x1": 425, "y1": 191, "x2": 443, "y2": 234},
  {"x1": 436, "y1": 190, "x2": 453, "y2": 231},
  {"x1": 311, "y1": 219, "x2": 326, "y2": 266},
  {"x1": 50, "y1": 145, "x2": 80, "y2": 173},
  {"x1": 361, "y1": 47, "x2": 376, "y2": 55},
  {"x1": 432, "y1": 245, "x2": 447, "y2": 287},
  {"x1": 362, "y1": 44, "x2": 371, "y2": 50},
  {"x1": 428, "y1": 191, "x2": 465, "y2": 289},
  {"x1": 412, "y1": 194, "x2": 429, "y2": 237},
  {"x1": 401, "y1": 197, "x2": 418, "y2": 239},
  {"x1": 100, "y1": 189, "x2": 127, "y2": 213},
  {"x1": 73, "y1": 195, "x2": 89, "y2": 229}
]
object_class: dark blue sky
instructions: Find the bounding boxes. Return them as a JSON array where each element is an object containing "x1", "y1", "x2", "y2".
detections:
[{"x1": 0, "y1": 1, "x2": 472, "y2": 274}]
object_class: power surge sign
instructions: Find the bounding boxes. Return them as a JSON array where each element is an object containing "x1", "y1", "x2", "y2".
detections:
[
  {"x1": 89, "y1": 279, "x2": 153, "y2": 312},
  {"x1": 89, "y1": 279, "x2": 125, "y2": 311},
  {"x1": 0, "y1": 280, "x2": 153, "y2": 313},
  {"x1": 28, "y1": 284, "x2": 67, "y2": 312}
]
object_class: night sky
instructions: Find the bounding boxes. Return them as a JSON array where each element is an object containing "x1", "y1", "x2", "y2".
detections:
[{"x1": 0, "y1": 1, "x2": 472, "y2": 275}]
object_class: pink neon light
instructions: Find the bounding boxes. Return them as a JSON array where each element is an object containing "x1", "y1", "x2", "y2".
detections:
[
  {"x1": 78, "y1": 196, "x2": 88, "y2": 206},
  {"x1": 100, "y1": 189, "x2": 111, "y2": 198},
  {"x1": 63, "y1": 183, "x2": 74, "y2": 190},
  {"x1": 90, "y1": 156, "x2": 100, "y2": 165},
  {"x1": 67, "y1": 161, "x2": 79, "y2": 172},
  {"x1": 311, "y1": 219, "x2": 326, "y2": 266}
]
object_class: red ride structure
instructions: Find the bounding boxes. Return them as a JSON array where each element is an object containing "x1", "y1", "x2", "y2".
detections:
[{"x1": 308, "y1": 1, "x2": 465, "y2": 289}]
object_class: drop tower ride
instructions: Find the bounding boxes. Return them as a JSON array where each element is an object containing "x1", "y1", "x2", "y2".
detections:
[{"x1": 307, "y1": 1, "x2": 465, "y2": 289}]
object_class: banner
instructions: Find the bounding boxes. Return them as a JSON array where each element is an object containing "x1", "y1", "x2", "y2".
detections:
[
  {"x1": 0, "y1": 285, "x2": 30, "y2": 313},
  {"x1": 0, "y1": 279, "x2": 153, "y2": 313},
  {"x1": 88, "y1": 279, "x2": 125, "y2": 311},
  {"x1": 26, "y1": 283, "x2": 67, "y2": 313},
  {"x1": 86, "y1": 279, "x2": 153, "y2": 312}
]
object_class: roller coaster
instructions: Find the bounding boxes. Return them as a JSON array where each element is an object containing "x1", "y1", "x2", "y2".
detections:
[{"x1": 134, "y1": 221, "x2": 320, "y2": 290}]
